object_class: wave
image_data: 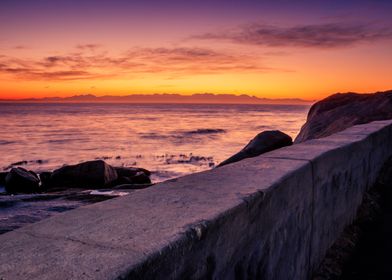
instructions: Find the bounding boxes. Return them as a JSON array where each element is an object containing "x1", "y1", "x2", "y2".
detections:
[
  {"x1": 0, "y1": 140, "x2": 16, "y2": 145},
  {"x1": 184, "y1": 128, "x2": 226, "y2": 135}
]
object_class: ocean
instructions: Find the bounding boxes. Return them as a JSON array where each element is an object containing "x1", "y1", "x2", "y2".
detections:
[
  {"x1": 0, "y1": 103, "x2": 309, "y2": 182},
  {"x1": 0, "y1": 102, "x2": 310, "y2": 233}
]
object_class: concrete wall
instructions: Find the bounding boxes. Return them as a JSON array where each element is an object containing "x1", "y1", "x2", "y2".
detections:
[{"x1": 1, "y1": 120, "x2": 392, "y2": 280}]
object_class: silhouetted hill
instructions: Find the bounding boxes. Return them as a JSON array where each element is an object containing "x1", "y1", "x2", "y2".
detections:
[{"x1": 0, "y1": 93, "x2": 313, "y2": 104}]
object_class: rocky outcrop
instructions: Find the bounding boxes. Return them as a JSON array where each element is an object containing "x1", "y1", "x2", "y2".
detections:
[
  {"x1": 295, "y1": 90, "x2": 392, "y2": 143},
  {"x1": 217, "y1": 130, "x2": 292, "y2": 167},
  {"x1": 5, "y1": 168, "x2": 40, "y2": 194},
  {"x1": 50, "y1": 160, "x2": 118, "y2": 189}
]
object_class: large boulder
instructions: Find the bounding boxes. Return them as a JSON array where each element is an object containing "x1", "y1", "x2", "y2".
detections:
[
  {"x1": 295, "y1": 90, "x2": 392, "y2": 143},
  {"x1": 217, "y1": 130, "x2": 292, "y2": 167},
  {"x1": 5, "y1": 168, "x2": 40, "y2": 194},
  {"x1": 50, "y1": 160, "x2": 118, "y2": 189}
]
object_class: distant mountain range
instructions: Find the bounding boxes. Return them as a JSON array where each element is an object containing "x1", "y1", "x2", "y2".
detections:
[{"x1": 0, "y1": 93, "x2": 314, "y2": 104}]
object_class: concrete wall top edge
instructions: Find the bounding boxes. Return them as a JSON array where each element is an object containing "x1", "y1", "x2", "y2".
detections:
[{"x1": 262, "y1": 120, "x2": 392, "y2": 161}]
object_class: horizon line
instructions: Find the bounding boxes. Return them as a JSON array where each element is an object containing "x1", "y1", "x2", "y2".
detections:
[{"x1": 0, "y1": 93, "x2": 316, "y2": 104}]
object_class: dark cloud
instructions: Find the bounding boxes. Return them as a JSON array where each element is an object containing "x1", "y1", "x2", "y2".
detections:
[
  {"x1": 194, "y1": 22, "x2": 392, "y2": 48},
  {"x1": 13, "y1": 45, "x2": 29, "y2": 50},
  {"x1": 0, "y1": 45, "x2": 272, "y2": 80},
  {"x1": 76, "y1": 44, "x2": 101, "y2": 51}
]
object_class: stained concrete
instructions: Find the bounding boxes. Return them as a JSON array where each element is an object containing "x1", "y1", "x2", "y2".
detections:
[{"x1": 0, "y1": 120, "x2": 392, "y2": 279}]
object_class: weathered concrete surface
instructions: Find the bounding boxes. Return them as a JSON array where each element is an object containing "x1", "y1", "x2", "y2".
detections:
[
  {"x1": 260, "y1": 120, "x2": 392, "y2": 272},
  {"x1": 0, "y1": 120, "x2": 392, "y2": 279}
]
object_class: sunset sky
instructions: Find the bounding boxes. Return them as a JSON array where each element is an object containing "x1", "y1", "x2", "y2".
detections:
[{"x1": 1, "y1": 0, "x2": 391, "y2": 100}]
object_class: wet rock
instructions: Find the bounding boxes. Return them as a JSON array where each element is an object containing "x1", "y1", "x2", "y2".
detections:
[
  {"x1": 28, "y1": 170, "x2": 39, "y2": 180},
  {"x1": 50, "y1": 160, "x2": 118, "y2": 189},
  {"x1": 113, "y1": 176, "x2": 134, "y2": 185},
  {"x1": 4, "y1": 161, "x2": 28, "y2": 170},
  {"x1": 0, "y1": 172, "x2": 8, "y2": 186},
  {"x1": 217, "y1": 130, "x2": 292, "y2": 167},
  {"x1": 110, "y1": 167, "x2": 152, "y2": 187},
  {"x1": 295, "y1": 90, "x2": 392, "y2": 143},
  {"x1": 39, "y1": 172, "x2": 53, "y2": 190},
  {"x1": 131, "y1": 172, "x2": 151, "y2": 184},
  {"x1": 0, "y1": 189, "x2": 117, "y2": 234},
  {"x1": 5, "y1": 168, "x2": 40, "y2": 194},
  {"x1": 10, "y1": 160, "x2": 28, "y2": 167},
  {"x1": 115, "y1": 166, "x2": 151, "y2": 177}
]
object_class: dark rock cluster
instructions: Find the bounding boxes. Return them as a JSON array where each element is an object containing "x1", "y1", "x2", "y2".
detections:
[{"x1": 0, "y1": 160, "x2": 151, "y2": 194}]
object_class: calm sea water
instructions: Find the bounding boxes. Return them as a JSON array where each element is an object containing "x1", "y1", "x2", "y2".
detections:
[{"x1": 0, "y1": 103, "x2": 309, "y2": 182}]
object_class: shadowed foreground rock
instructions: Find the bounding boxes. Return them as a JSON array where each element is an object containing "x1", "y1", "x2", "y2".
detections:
[
  {"x1": 217, "y1": 130, "x2": 292, "y2": 167},
  {"x1": 0, "y1": 172, "x2": 8, "y2": 186},
  {"x1": 295, "y1": 90, "x2": 392, "y2": 143},
  {"x1": 50, "y1": 160, "x2": 118, "y2": 189},
  {"x1": 5, "y1": 168, "x2": 40, "y2": 194}
]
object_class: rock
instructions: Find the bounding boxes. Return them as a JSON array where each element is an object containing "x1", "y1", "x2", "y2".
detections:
[
  {"x1": 0, "y1": 172, "x2": 8, "y2": 186},
  {"x1": 113, "y1": 176, "x2": 134, "y2": 185},
  {"x1": 109, "y1": 167, "x2": 152, "y2": 187},
  {"x1": 39, "y1": 171, "x2": 53, "y2": 190},
  {"x1": 131, "y1": 172, "x2": 151, "y2": 184},
  {"x1": 50, "y1": 160, "x2": 118, "y2": 189},
  {"x1": 295, "y1": 90, "x2": 392, "y2": 143},
  {"x1": 217, "y1": 130, "x2": 292, "y2": 167},
  {"x1": 114, "y1": 167, "x2": 151, "y2": 177},
  {"x1": 5, "y1": 168, "x2": 40, "y2": 194}
]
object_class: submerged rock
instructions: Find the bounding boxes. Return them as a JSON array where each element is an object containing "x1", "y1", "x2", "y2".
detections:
[
  {"x1": 217, "y1": 130, "x2": 292, "y2": 167},
  {"x1": 50, "y1": 160, "x2": 118, "y2": 189},
  {"x1": 295, "y1": 90, "x2": 392, "y2": 143},
  {"x1": 5, "y1": 168, "x2": 40, "y2": 194}
]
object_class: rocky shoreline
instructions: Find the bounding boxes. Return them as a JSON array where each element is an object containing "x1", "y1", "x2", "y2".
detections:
[
  {"x1": 1, "y1": 90, "x2": 391, "y2": 239},
  {"x1": 0, "y1": 160, "x2": 154, "y2": 234},
  {"x1": 1, "y1": 159, "x2": 152, "y2": 194}
]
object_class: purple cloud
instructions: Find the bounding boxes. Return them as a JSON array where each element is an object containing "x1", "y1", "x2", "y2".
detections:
[
  {"x1": 0, "y1": 45, "x2": 274, "y2": 80},
  {"x1": 194, "y1": 22, "x2": 392, "y2": 48}
]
